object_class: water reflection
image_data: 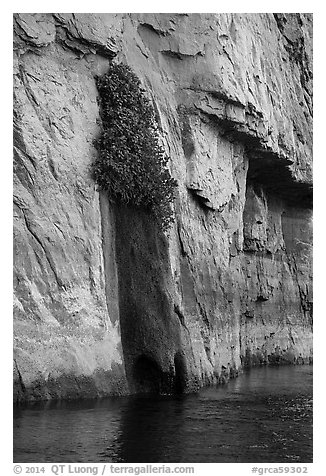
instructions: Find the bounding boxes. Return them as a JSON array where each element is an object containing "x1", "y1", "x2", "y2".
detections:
[
  {"x1": 103, "y1": 396, "x2": 187, "y2": 462},
  {"x1": 14, "y1": 365, "x2": 312, "y2": 463}
]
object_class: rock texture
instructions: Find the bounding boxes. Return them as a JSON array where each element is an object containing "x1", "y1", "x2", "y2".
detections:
[{"x1": 13, "y1": 13, "x2": 312, "y2": 401}]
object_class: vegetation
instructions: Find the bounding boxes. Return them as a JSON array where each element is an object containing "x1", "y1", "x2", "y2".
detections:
[{"x1": 93, "y1": 63, "x2": 177, "y2": 231}]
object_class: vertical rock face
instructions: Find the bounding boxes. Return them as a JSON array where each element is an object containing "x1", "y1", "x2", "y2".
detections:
[
  {"x1": 13, "y1": 14, "x2": 127, "y2": 400},
  {"x1": 13, "y1": 13, "x2": 312, "y2": 401}
]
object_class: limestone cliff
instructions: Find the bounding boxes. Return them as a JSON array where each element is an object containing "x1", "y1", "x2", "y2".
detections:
[{"x1": 13, "y1": 13, "x2": 313, "y2": 401}]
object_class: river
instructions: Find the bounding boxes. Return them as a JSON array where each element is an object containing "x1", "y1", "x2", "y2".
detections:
[{"x1": 13, "y1": 365, "x2": 312, "y2": 463}]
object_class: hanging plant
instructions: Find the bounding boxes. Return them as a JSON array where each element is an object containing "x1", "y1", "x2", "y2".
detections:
[{"x1": 93, "y1": 63, "x2": 177, "y2": 231}]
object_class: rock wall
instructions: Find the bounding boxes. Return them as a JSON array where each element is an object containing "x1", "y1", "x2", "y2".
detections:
[{"x1": 13, "y1": 13, "x2": 312, "y2": 401}]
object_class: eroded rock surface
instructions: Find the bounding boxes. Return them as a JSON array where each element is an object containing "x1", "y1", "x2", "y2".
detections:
[{"x1": 13, "y1": 13, "x2": 312, "y2": 401}]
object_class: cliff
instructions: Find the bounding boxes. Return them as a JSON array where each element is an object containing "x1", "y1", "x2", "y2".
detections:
[{"x1": 13, "y1": 13, "x2": 313, "y2": 401}]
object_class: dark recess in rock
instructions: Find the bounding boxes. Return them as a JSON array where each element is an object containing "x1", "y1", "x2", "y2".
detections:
[
  {"x1": 174, "y1": 352, "x2": 188, "y2": 393},
  {"x1": 132, "y1": 354, "x2": 165, "y2": 394},
  {"x1": 247, "y1": 154, "x2": 312, "y2": 209}
]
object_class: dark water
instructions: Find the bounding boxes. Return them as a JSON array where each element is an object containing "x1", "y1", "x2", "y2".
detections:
[{"x1": 13, "y1": 365, "x2": 312, "y2": 463}]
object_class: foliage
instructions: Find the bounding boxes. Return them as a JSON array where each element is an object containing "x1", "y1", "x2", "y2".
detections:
[{"x1": 93, "y1": 63, "x2": 177, "y2": 231}]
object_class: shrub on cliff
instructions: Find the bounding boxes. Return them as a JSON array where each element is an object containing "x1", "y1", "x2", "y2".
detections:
[{"x1": 93, "y1": 63, "x2": 177, "y2": 231}]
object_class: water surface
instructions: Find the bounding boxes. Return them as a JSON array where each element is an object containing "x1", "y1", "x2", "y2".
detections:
[{"x1": 14, "y1": 365, "x2": 313, "y2": 463}]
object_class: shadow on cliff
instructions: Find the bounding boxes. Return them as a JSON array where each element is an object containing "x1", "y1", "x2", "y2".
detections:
[{"x1": 113, "y1": 204, "x2": 190, "y2": 395}]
